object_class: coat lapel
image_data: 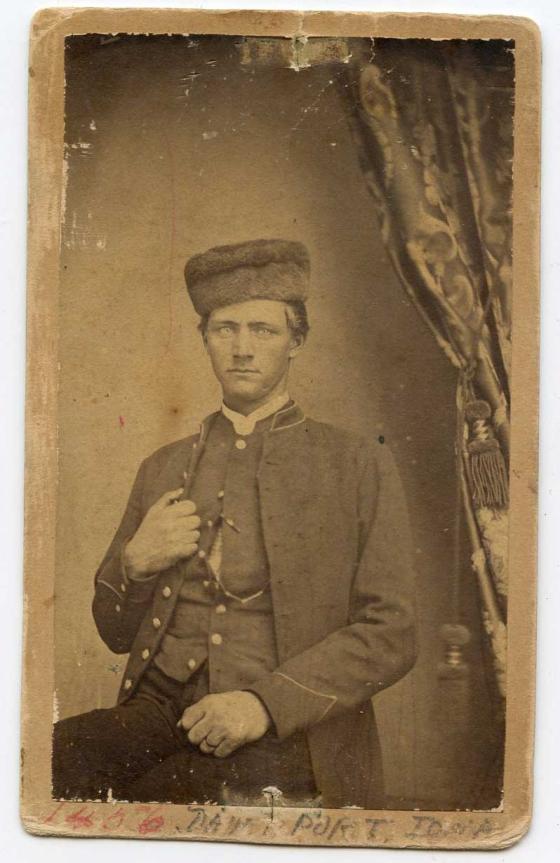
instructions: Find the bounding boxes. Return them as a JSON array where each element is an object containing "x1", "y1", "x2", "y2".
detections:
[
  {"x1": 180, "y1": 411, "x2": 220, "y2": 500},
  {"x1": 258, "y1": 410, "x2": 333, "y2": 658},
  {"x1": 258, "y1": 406, "x2": 358, "y2": 659},
  {"x1": 144, "y1": 412, "x2": 220, "y2": 509}
]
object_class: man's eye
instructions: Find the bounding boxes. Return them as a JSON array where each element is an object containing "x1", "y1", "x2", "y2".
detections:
[
  {"x1": 217, "y1": 326, "x2": 233, "y2": 336},
  {"x1": 254, "y1": 327, "x2": 273, "y2": 337}
]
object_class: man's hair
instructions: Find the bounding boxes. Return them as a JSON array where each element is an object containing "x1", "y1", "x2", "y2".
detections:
[
  {"x1": 284, "y1": 300, "x2": 310, "y2": 341},
  {"x1": 198, "y1": 300, "x2": 310, "y2": 342}
]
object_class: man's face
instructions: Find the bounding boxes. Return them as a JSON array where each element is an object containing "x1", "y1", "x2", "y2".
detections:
[{"x1": 204, "y1": 299, "x2": 303, "y2": 413}]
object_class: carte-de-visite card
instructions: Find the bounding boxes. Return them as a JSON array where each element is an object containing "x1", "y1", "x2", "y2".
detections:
[{"x1": 22, "y1": 7, "x2": 540, "y2": 850}]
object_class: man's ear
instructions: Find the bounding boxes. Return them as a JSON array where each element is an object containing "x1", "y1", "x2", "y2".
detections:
[
  {"x1": 199, "y1": 314, "x2": 211, "y2": 347},
  {"x1": 199, "y1": 320, "x2": 209, "y2": 349},
  {"x1": 288, "y1": 333, "x2": 305, "y2": 359}
]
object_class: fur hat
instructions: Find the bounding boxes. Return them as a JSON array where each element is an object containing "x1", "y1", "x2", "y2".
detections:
[{"x1": 185, "y1": 238, "x2": 310, "y2": 316}]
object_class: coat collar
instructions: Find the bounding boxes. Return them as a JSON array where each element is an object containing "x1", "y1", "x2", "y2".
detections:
[
  {"x1": 199, "y1": 401, "x2": 306, "y2": 439},
  {"x1": 221, "y1": 392, "x2": 291, "y2": 435},
  {"x1": 172, "y1": 402, "x2": 306, "y2": 496},
  {"x1": 268, "y1": 400, "x2": 306, "y2": 432},
  {"x1": 158, "y1": 401, "x2": 306, "y2": 487}
]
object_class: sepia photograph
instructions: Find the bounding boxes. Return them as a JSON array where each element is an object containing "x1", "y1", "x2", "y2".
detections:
[{"x1": 21, "y1": 8, "x2": 540, "y2": 849}]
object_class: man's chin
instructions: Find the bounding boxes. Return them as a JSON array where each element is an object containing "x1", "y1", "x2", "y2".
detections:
[{"x1": 223, "y1": 382, "x2": 263, "y2": 405}]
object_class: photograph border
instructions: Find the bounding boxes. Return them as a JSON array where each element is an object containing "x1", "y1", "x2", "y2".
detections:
[{"x1": 22, "y1": 7, "x2": 541, "y2": 849}]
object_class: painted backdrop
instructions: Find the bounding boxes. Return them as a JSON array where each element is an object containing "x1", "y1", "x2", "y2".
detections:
[{"x1": 55, "y1": 35, "x2": 501, "y2": 808}]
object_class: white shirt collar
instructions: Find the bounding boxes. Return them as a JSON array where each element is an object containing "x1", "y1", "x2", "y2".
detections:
[{"x1": 221, "y1": 392, "x2": 290, "y2": 436}]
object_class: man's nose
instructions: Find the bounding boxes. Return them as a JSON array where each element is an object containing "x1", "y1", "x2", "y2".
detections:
[{"x1": 232, "y1": 328, "x2": 254, "y2": 357}]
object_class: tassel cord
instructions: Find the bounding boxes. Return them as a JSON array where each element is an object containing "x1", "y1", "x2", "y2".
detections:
[
  {"x1": 469, "y1": 449, "x2": 509, "y2": 509},
  {"x1": 459, "y1": 457, "x2": 504, "y2": 627},
  {"x1": 451, "y1": 375, "x2": 469, "y2": 623}
]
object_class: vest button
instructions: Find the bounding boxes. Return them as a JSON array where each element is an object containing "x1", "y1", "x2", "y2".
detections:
[
  {"x1": 217, "y1": 490, "x2": 225, "y2": 499},
  {"x1": 211, "y1": 633, "x2": 223, "y2": 646},
  {"x1": 187, "y1": 658, "x2": 196, "y2": 670},
  {"x1": 124, "y1": 679, "x2": 133, "y2": 690},
  {"x1": 120, "y1": 583, "x2": 126, "y2": 593},
  {"x1": 215, "y1": 604, "x2": 226, "y2": 615},
  {"x1": 141, "y1": 648, "x2": 150, "y2": 660},
  {"x1": 198, "y1": 549, "x2": 206, "y2": 559},
  {"x1": 162, "y1": 586, "x2": 172, "y2": 598},
  {"x1": 235, "y1": 439, "x2": 247, "y2": 450},
  {"x1": 152, "y1": 617, "x2": 161, "y2": 629},
  {"x1": 115, "y1": 604, "x2": 121, "y2": 613}
]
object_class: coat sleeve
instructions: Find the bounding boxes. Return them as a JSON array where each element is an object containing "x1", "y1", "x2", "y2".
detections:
[
  {"x1": 249, "y1": 441, "x2": 418, "y2": 740},
  {"x1": 92, "y1": 458, "x2": 159, "y2": 654}
]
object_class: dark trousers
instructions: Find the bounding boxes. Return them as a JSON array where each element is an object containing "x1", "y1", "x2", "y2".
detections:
[{"x1": 52, "y1": 666, "x2": 317, "y2": 805}]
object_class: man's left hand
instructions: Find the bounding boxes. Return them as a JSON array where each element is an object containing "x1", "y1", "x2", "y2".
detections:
[{"x1": 178, "y1": 691, "x2": 272, "y2": 757}]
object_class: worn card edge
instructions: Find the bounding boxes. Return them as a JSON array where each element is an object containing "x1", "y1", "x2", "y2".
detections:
[{"x1": 21, "y1": 7, "x2": 541, "y2": 850}]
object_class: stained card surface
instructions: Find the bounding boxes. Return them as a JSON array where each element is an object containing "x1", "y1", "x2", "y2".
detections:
[{"x1": 22, "y1": 8, "x2": 540, "y2": 849}]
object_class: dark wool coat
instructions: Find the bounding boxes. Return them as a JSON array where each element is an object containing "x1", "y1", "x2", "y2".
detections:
[{"x1": 92, "y1": 404, "x2": 417, "y2": 808}]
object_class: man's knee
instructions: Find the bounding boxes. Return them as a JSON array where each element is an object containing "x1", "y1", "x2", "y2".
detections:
[
  {"x1": 53, "y1": 709, "x2": 106, "y2": 759},
  {"x1": 51, "y1": 699, "x2": 180, "y2": 801},
  {"x1": 51, "y1": 708, "x2": 117, "y2": 799}
]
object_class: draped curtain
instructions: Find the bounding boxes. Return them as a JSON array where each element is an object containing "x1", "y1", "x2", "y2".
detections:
[{"x1": 341, "y1": 39, "x2": 514, "y2": 698}]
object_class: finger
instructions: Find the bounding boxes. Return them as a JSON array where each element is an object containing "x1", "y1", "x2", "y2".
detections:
[
  {"x1": 169, "y1": 528, "x2": 200, "y2": 545},
  {"x1": 154, "y1": 488, "x2": 184, "y2": 510},
  {"x1": 178, "y1": 703, "x2": 206, "y2": 731},
  {"x1": 205, "y1": 730, "x2": 227, "y2": 748},
  {"x1": 165, "y1": 530, "x2": 199, "y2": 553},
  {"x1": 168, "y1": 514, "x2": 201, "y2": 533},
  {"x1": 187, "y1": 717, "x2": 213, "y2": 746},
  {"x1": 167, "y1": 522, "x2": 200, "y2": 543},
  {"x1": 168, "y1": 499, "x2": 197, "y2": 516},
  {"x1": 198, "y1": 739, "x2": 217, "y2": 755},
  {"x1": 213, "y1": 738, "x2": 241, "y2": 759},
  {"x1": 170, "y1": 542, "x2": 199, "y2": 561}
]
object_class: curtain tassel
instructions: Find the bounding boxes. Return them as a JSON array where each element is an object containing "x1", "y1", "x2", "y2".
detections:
[{"x1": 465, "y1": 400, "x2": 508, "y2": 509}]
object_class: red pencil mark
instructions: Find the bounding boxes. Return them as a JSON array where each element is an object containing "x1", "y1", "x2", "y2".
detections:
[
  {"x1": 65, "y1": 806, "x2": 95, "y2": 830},
  {"x1": 101, "y1": 807, "x2": 127, "y2": 830},
  {"x1": 43, "y1": 800, "x2": 66, "y2": 824},
  {"x1": 136, "y1": 805, "x2": 164, "y2": 835},
  {"x1": 119, "y1": 415, "x2": 125, "y2": 428}
]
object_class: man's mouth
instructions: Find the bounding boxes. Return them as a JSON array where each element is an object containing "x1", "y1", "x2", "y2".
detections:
[{"x1": 228, "y1": 368, "x2": 259, "y2": 374}]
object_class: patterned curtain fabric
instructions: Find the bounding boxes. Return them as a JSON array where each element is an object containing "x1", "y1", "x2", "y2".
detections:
[{"x1": 342, "y1": 40, "x2": 514, "y2": 698}]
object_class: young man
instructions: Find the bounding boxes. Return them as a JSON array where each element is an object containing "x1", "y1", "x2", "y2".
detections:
[{"x1": 53, "y1": 238, "x2": 417, "y2": 808}]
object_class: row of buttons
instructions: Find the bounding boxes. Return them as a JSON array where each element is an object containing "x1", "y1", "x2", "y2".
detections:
[
  {"x1": 121, "y1": 585, "x2": 172, "y2": 691},
  {"x1": 117, "y1": 465, "x2": 235, "y2": 690},
  {"x1": 121, "y1": 588, "x2": 226, "y2": 692},
  {"x1": 116, "y1": 473, "x2": 233, "y2": 618},
  {"x1": 122, "y1": 579, "x2": 226, "y2": 619},
  {"x1": 123, "y1": 627, "x2": 224, "y2": 692},
  {"x1": 183, "y1": 618, "x2": 226, "y2": 674},
  {"x1": 116, "y1": 600, "x2": 225, "y2": 620},
  {"x1": 160, "y1": 583, "x2": 228, "y2": 605}
]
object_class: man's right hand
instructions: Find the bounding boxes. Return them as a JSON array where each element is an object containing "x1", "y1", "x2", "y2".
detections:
[{"x1": 123, "y1": 488, "x2": 200, "y2": 579}]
